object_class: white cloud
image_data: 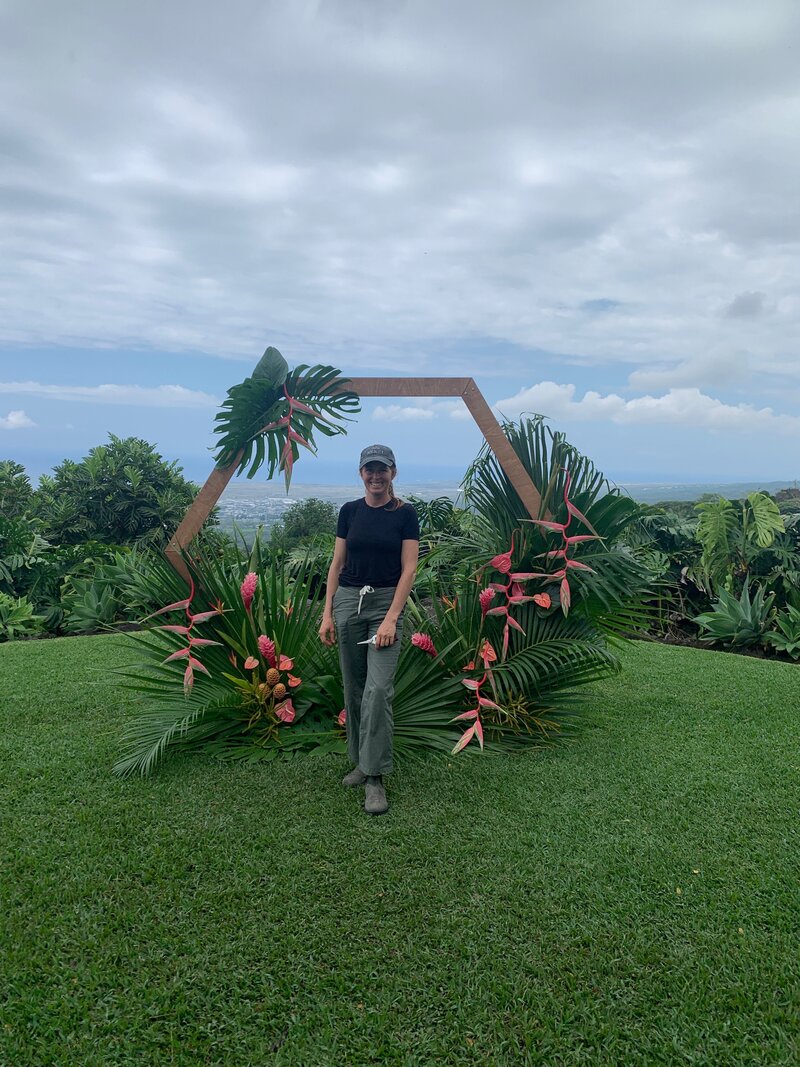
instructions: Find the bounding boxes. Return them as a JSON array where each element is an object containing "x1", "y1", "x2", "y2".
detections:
[
  {"x1": 373, "y1": 404, "x2": 435, "y2": 421},
  {"x1": 372, "y1": 399, "x2": 472, "y2": 421},
  {"x1": 0, "y1": 382, "x2": 219, "y2": 408},
  {"x1": 494, "y1": 382, "x2": 800, "y2": 434},
  {"x1": 628, "y1": 350, "x2": 750, "y2": 391},
  {"x1": 0, "y1": 409, "x2": 35, "y2": 430}
]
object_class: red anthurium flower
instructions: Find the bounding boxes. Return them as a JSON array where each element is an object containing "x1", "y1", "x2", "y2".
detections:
[
  {"x1": 533, "y1": 592, "x2": 551, "y2": 609},
  {"x1": 462, "y1": 660, "x2": 475, "y2": 671},
  {"x1": 244, "y1": 656, "x2": 259, "y2": 670},
  {"x1": 240, "y1": 572, "x2": 257, "y2": 613},
  {"x1": 287, "y1": 674, "x2": 302, "y2": 688},
  {"x1": 275, "y1": 699, "x2": 296, "y2": 723},
  {"x1": 258, "y1": 635, "x2": 277, "y2": 667},
  {"x1": 279, "y1": 654, "x2": 294, "y2": 671},
  {"x1": 411, "y1": 633, "x2": 437, "y2": 656},
  {"x1": 337, "y1": 708, "x2": 347, "y2": 725}
]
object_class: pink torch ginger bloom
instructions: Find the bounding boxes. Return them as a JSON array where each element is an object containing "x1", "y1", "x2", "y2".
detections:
[
  {"x1": 257, "y1": 635, "x2": 277, "y2": 667},
  {"x1": 411, "y1": 632, "x2": 437, "y2": 656},
  {"x1": 337, "y1": 708, "x2": 347, "y2": 725},
  {"x1": 240, "y1": 572, "x2": 257, "y2": 613},
  {"x1": 275, "y1": 699, "x2": 296, "y2": 724},
  {"x1": 244, "y1": 656, "x2": 259, "y2": 670},
  {"x1": 479, "y1": 587, "x2": 496, "y2": 617}
]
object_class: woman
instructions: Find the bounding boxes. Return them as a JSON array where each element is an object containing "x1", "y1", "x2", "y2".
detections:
[{"x1": 319, "y1": 444, "x2": 419, "y2": 816}]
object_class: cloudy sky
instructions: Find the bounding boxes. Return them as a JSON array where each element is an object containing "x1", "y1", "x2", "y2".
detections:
[{"x1": 1, "y1": 0, "x2": 798, "y2": 489}]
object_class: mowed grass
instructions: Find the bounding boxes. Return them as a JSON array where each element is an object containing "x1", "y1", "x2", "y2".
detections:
[{"x1": 1, "y1": 635, "x2": 798, "y2": 1067}]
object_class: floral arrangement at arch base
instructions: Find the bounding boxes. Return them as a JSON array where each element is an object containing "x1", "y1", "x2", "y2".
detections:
[{"x1": 115, "y1": 373, "x2": 649, "y2": 774}]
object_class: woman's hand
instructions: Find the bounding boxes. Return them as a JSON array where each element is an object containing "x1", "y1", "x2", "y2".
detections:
[
  {"x1": 319, "y1": 613, "x2": 336, "y2": 645},
  {"x1": 374, "y1": 618, "x2": 397, "y2": 648}
]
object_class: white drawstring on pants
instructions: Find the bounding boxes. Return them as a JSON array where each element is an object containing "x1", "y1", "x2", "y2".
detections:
[{"x1": 357, "y1": 585, "x2": 374, "y2": 615}]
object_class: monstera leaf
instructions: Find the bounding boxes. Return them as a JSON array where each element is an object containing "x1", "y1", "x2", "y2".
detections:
[{"x1": 212, "y1": 347, "x2": 360, "y2": 484}]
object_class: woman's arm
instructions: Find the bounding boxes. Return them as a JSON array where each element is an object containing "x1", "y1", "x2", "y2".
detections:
[
  {"x1": 319, "y1": 536, "x2": 347, "y2": 645},
  {"x1": 375, "y1": 539, "x2": 419, "y2": 647}
]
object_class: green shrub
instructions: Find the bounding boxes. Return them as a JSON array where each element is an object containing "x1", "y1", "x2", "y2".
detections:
[
  {"x1": 763, "y1": 606, "x2": 800, "y2": 660},
  {"x1": 694, "y1": 583, "x2": 775, "y2": 648},
  {"x1": 0, "y1": 592, "x2": 43, "y2": 641}
]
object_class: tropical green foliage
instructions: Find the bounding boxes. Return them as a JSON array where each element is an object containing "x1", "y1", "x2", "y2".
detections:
[
  {"x1": 763, "y1": 606, "x2": 800, "y2": 660},
  {"x1": 269, "y1": 497, "x2": 338, "y2": 553},
  {"x1": 0, "y1": 460, "x2": 34, "y2": 518},
  {"x1": 0, "y1": 592, "x2": 43, "y2": 640},
  {"x1": 693, "y1": 583, "x2": 775, "y2": 648},
  {"x1": 116, "y1": 415, "x2": 653, "y2": 774},
  {"x1": 212, "y1": 347, "x2": 360, "y2": 486},
  {"x1": 30, "y1": 434, "x2": 202, "y2": 547},
  {"x1": 695, "y1": 492, "x2": 785, "y2": 592}
]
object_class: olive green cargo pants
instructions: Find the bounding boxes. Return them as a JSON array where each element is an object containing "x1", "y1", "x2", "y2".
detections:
[{"x1": 333, "y1": 585, "x2": 403, "y2": 776}]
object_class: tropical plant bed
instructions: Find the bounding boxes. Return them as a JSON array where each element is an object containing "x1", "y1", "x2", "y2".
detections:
[
  {"x1": 640, "y1": 629, "x2": 800, "y2": 664},
  {"x1": 2, "y1": 634, "x2": 798, "y2": 1065}
]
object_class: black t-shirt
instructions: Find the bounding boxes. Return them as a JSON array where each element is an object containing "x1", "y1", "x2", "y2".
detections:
[{"x1": 336, "y1": 498, "x2": 420, "y2": 588}]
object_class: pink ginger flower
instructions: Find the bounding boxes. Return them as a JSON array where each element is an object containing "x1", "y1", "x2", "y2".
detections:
[
  {"x1": 240, "y1": 572, "x2": 257, "y2": 613},
  {"x1": 244, "y1": 656, "x2": 259, "y2": 670},
  {"x1": 258, "y1": 634, "x2": 277, "y2": 667},
  {"x1": 337, "y1": 708, "x2": 347, "y2": 725},
  {"x1": 479, "y1": 587, "x2": 496, "y2": 617},
  {"x1": 411, "y1": 632, "x2": 437, "y2": 656}
]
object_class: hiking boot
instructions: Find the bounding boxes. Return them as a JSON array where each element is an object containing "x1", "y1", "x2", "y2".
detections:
[
  {"x1": 342, "y1": 766, "x2": 367, "y2": 787},
  {"x1": 364, "y1": 776, "x2": 389, "y2": 815}
]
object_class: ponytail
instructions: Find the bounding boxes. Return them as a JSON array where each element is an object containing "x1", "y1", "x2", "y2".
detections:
[{"x1": 387, "y1": 472, "x2": 403, "y2": 510}]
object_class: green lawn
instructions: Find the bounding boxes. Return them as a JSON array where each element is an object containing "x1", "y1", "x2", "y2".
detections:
[{"x1": 1, "y1": 635, "x2": 798, "y2": 1066}]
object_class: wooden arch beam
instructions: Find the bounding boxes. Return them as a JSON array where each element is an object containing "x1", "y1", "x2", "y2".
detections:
[{"x1": 166, "y1": 375, "x2": 542, "y2": 582}]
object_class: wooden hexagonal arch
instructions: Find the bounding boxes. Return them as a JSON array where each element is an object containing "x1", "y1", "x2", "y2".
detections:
[{"x1": 166, "y1": 375, "x2": 543, "y2": 582}]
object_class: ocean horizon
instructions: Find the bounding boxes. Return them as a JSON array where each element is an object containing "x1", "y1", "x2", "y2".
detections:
[{"x1": 215, "y1": 477, "x2": 798, "y2": 531}]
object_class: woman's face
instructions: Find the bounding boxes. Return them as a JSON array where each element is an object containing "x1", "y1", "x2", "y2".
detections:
[{"x1": 360, "y1": 461, "x2": 395, "y2": 501}]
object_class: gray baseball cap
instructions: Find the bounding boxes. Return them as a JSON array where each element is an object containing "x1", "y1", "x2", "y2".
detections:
[{"x1": 359, "y1": 444, "x2": 396, "y2": 469}]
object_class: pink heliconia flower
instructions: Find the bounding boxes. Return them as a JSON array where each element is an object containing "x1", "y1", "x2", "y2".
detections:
[
  {"x1": 411, "y1": 632, "x2": 437, "y2": 656},
  {"x1": 533, "y1": 592, "x2": 552, "y2": 609},
  {"x1": 337, "y1": 708, "x2": 347, "y2": 725},
  {"x1": 228, "y1": 650, "x2": 238, "y2": 668},
  {"x1": 275, "y1": 699, "x2": 296, "y2": 724},
  {"x1": 279, "y1": 654, "x2": 294, "y2": 671},
  {"x1": 452, "y1": 722, "x2": 476, "y2": 753},
  {"x1": 244, "y1": 656, "x2": 259, "y2": 670},
  {"x1": 560, "y1": 577, "x2": 572, "y2": 614},
  {"x1": 479, "y1": 639, "x2": 497, "y2": 668},
  {"x1": 258, "y1": 635, "x2": 277, "y2": 667},
  {"x1": 479, "y1": 587, "x2": 496, "y2": 617},
  {"x1": 240, "y1": 572, "x2": 258, "y2": 613},
  {"x1": 287, "y1": 674, "x2": 302, "y2": 688}
]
